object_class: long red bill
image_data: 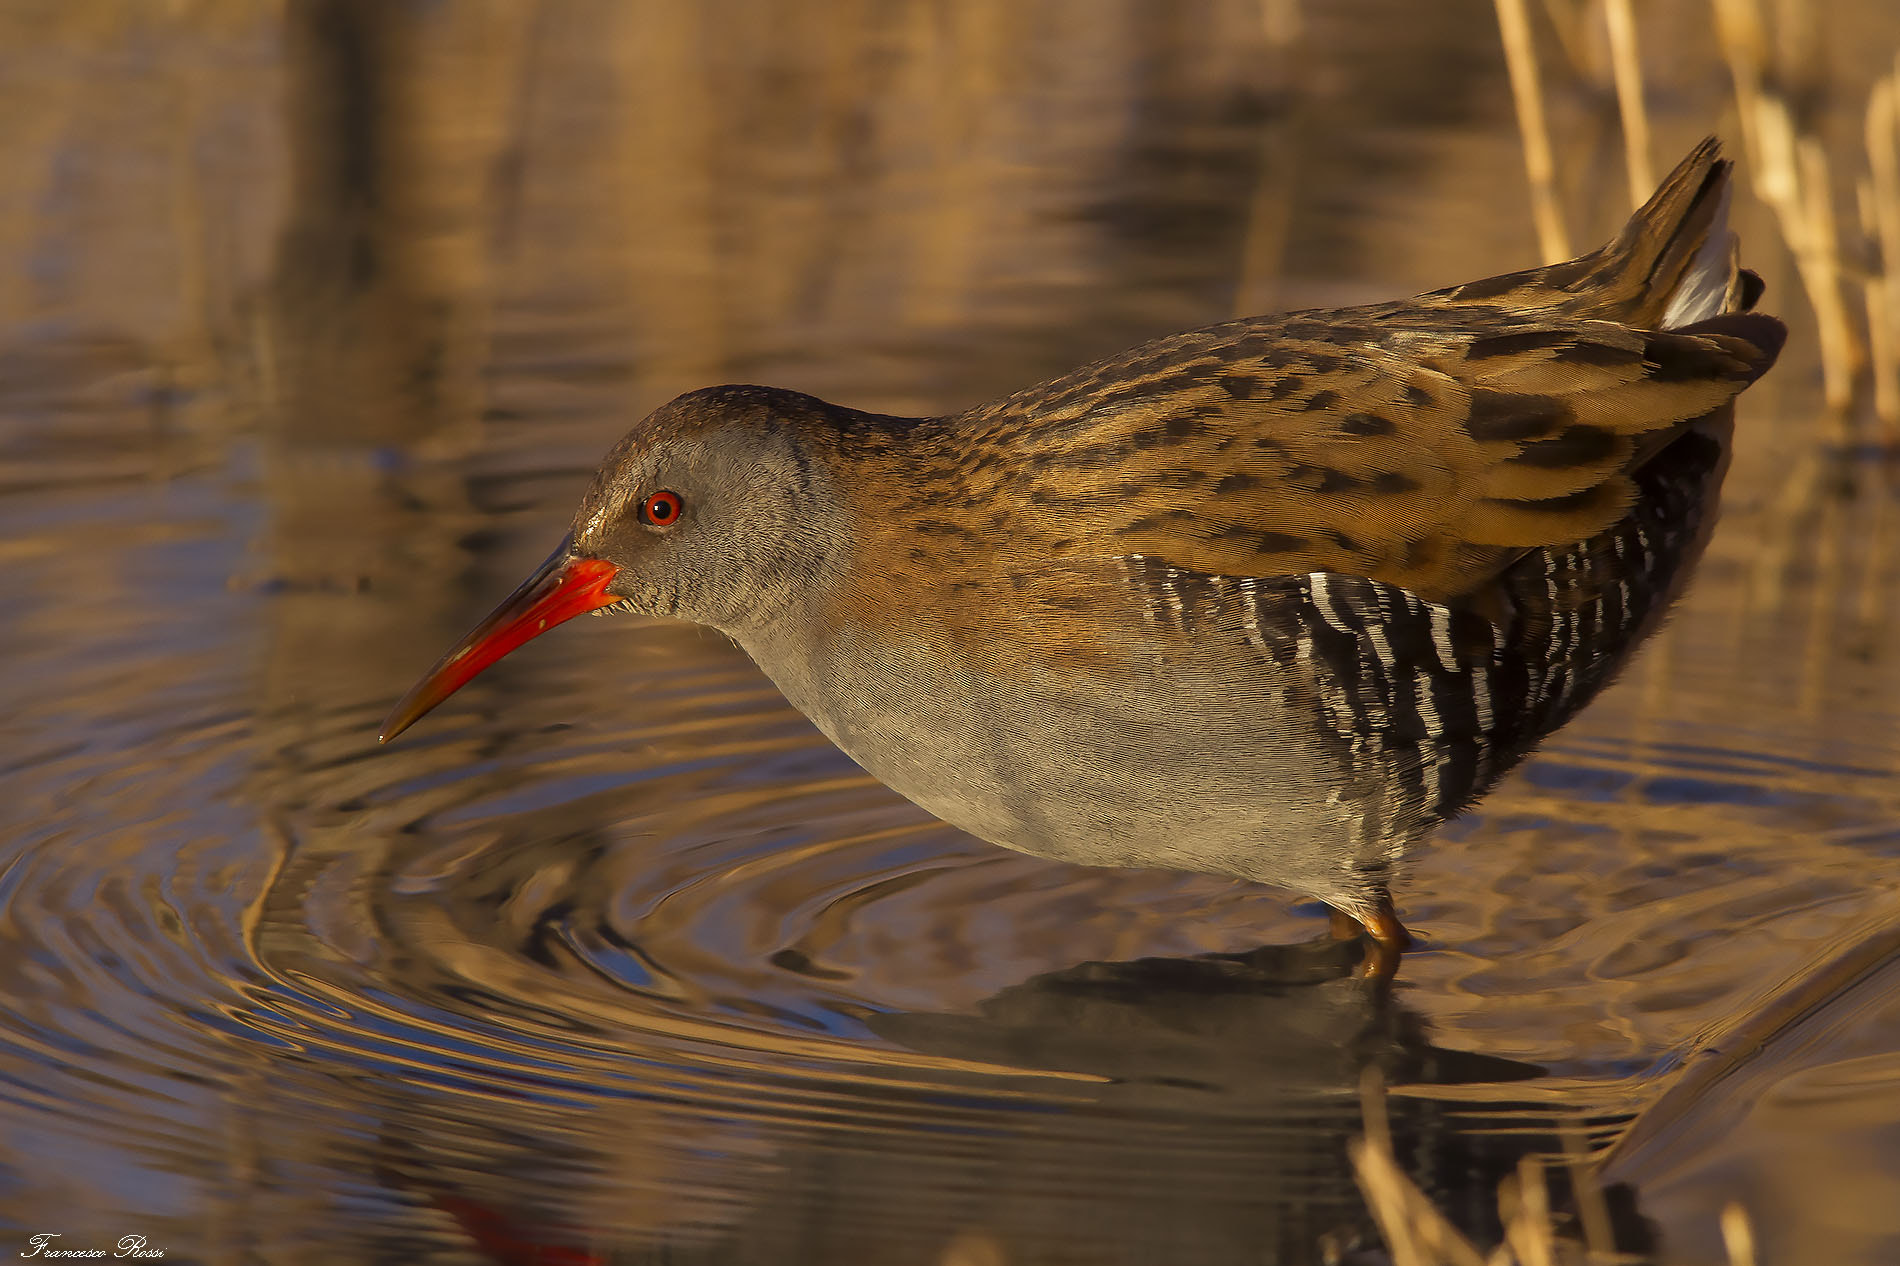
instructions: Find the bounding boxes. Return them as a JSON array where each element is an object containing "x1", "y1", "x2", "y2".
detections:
[{"x1": 379, "y1": 541, "x2": 621, "y2": 743}]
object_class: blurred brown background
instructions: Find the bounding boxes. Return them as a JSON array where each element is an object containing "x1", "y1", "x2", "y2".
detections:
[{"x1": 3, "y1": 3, "x2": 1900, "y2": 1264}]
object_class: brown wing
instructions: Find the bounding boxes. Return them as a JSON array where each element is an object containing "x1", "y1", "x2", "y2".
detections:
[
  {"x1": 965, "y1": 310, "x2": 1781, "y2": 606},
  {"x1": 865, "y1": 137, "x2": 1780, "y2": 653}
]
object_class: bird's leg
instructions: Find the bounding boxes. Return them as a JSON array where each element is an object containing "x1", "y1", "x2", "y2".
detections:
[
  {"x1": 1327, "y1": 889, "x2": 1413, "y2": 981},
  {"x1": 1325, "y1": 892, "x2": 1411, "y2": 947},
  {"x1": 1358, "y1": 938, "x2": 1402, "y2": 982},
  {"x1": 1359, "y1": 889, "x2": 1413, "y2": 952}
]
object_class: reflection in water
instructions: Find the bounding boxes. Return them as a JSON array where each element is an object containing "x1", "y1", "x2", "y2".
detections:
[
  {"x1": 1603, "y1": 920, "x2": 1900, "y2": 1266},
  {"x1": 365, "y1": 941, "x2": 1616, "y2": 1265},
  {"x1": 866, "y1": 945, "x2": 1565, "y2": 1262},
  {"x1": 370, "y1": 942, "x2": 1618, "y2": 1254},
  {"x1": 871, "y1": 940, "x2": 1540, "y2": 1092},
  {"x1": 1, "y1": 1, "x2": 1900, "y2": 1262}
]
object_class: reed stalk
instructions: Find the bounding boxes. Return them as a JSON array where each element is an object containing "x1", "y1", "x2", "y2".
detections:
[
  {"x1": 1865, "y1": 70, "x2": 1900, "y2": 436},
  {"x1": 1494, "y1": 0, "x2": 1572, "y2": 262},
  {"x1": 1720, "y1": 1203, "x2": 1758, "y2": 1266},
  {"x1": 1499, "y1": 1156, "x2": 1558, "y2": 1266},
  {"x1": 1794, "y1": 135, "x2": 1861, "y2": 418},
  {"x1": 1712, "y1": 0, "x2": 1863, "y2": 421},
  {"x1": 1561, "y1": 1126, "x2": 1616, "y2": 1259},
  {"x1": 1353, "y1": 1076, "x2": 1755, "y2": 1264},
  {"x1": 1603, "y1": 0, "x2": 1654, "y2": 208},
  {"x1": 1711, "y1": 0, "x2": 1768, "y2": 170},
  {"x1": 1351, "y1": 1072, "x2": 1488, "y2": 1266},
  {"x1": 1232, "y1": 0, "x2": 1305, "y2": 316}
]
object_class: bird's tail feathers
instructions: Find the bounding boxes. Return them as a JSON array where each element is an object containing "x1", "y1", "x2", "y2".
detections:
[{"x1": 1603, "y1": 137, "x2": 1747, "y2": 328}]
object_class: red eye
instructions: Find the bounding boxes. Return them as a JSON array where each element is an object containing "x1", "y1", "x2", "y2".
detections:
[{"x1": 641, "y1": 490, "x2": 684, "y2": 527}]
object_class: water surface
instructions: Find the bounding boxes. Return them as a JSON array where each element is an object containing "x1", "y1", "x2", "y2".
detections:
[{"x1": 4, "y1": 3, "x2": 1900, "y2": 1262}]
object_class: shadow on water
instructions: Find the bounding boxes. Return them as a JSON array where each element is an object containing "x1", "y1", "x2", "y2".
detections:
[
  {"x1": 3, "y1": 2, "x2": 1900, "y2": 1263},
  {"x1": 362, "y1": 940, "x2": 1654, "y2": 1266}
]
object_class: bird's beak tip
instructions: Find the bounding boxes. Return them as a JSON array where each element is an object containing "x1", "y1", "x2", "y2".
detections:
[{"x1": 374, "y1": 548, "x2": 621, "y2": 744}]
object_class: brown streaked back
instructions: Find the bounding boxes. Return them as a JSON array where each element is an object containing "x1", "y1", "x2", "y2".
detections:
[
  {"x1": 879, "y1": 312, "x2": 1783, "y2": 612},
  {"x1": 823, "y1": 139, "x2": 1784, "y2": 660}
]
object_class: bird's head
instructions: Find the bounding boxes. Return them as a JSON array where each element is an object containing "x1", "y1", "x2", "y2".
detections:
[{"x1": 378, "y1": 385, "x2": 862, "y2": 743}]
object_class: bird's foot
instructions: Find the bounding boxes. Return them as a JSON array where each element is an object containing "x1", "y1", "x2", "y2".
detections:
[{"x1": 1327, "y1": 893, "x2": 1413, "y2": 982}]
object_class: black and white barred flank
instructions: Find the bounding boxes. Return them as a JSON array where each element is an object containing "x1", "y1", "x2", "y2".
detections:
[{"x1": 1119, "y1": 428, "x2": 1724, "y2": 827}]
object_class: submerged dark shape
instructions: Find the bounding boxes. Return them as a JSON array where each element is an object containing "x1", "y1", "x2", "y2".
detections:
[
  {"x1": 865, "y1": 940, "x2": 1659, "y2": 1261},
  {"x1": 383, "y1": 139, "x2": 1785, "y2": 966},
  {"x1": 870, "y1": 935, "x2": 1543, "y2": 1092},
  {"x1": 375, "y1": 940, "x2": 1656, "y2": 1265}
]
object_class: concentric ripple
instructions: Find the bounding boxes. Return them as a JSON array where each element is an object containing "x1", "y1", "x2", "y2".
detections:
[
  {"x1": 7, "y1": 372, "x2": 1900, "y2": 1262},
  {"x1": 0, "y1": 465, "x2": 1596, "y2": 1261},
  {"x1": 5, "y1": 464, "x2": 1898, "y2": 1262},
  {"x1": 7, "y1": 13, "x2": 1900, "y2": 1251}
]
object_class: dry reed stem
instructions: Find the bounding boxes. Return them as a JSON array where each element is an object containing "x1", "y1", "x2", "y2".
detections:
[
  {"x1": 1499, "y1": 1158, "x2": 1556, "y2": 1266},
  {"x1": 1354, "y1": 1070, "x2": 1428, "y2": 1266},
  {"x1": 1493, "y1": 0, "x2": 1572, "y2": 262},
  {"x1": 1351, "y1": 1093, "x2": 1763, "y2": 1265},
  {"x1": 1794, "y1": 135, "x2": 1861, "y2": 417},
  {"x1": 1714, "y1": 0, "x2": 1862, "y2": 421},
  {"x1": 1866, "y1": 72, "x2": 1900, "y2": 435},
  {"x1": 1867, "y1": 192, "x2": 1900, "y2": 437},
  {"x1": 1232, "y1": 0, "x2": 1306, "y2": 316},
  {"x1": 1710, "y1": 0, "x2": 1768, "y2": 170},
  {"x1": 1719, "y1": 1202, "x2": 1758, "y2": 1266},
  {"x1": 1560, "y1": 1126, "x2": 1615, "y2": 1260},
  {"x1": 1603, "y1": 0, "x2": 1653, "y2": 208},
  {"x1": 1353, "y1": 1071, "x2": 1491, "y2": 1266}
]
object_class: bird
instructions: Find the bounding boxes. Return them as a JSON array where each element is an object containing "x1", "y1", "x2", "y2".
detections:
[{"x1": 381, "y1": 138, "x2": 1784, "y2": 972}]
